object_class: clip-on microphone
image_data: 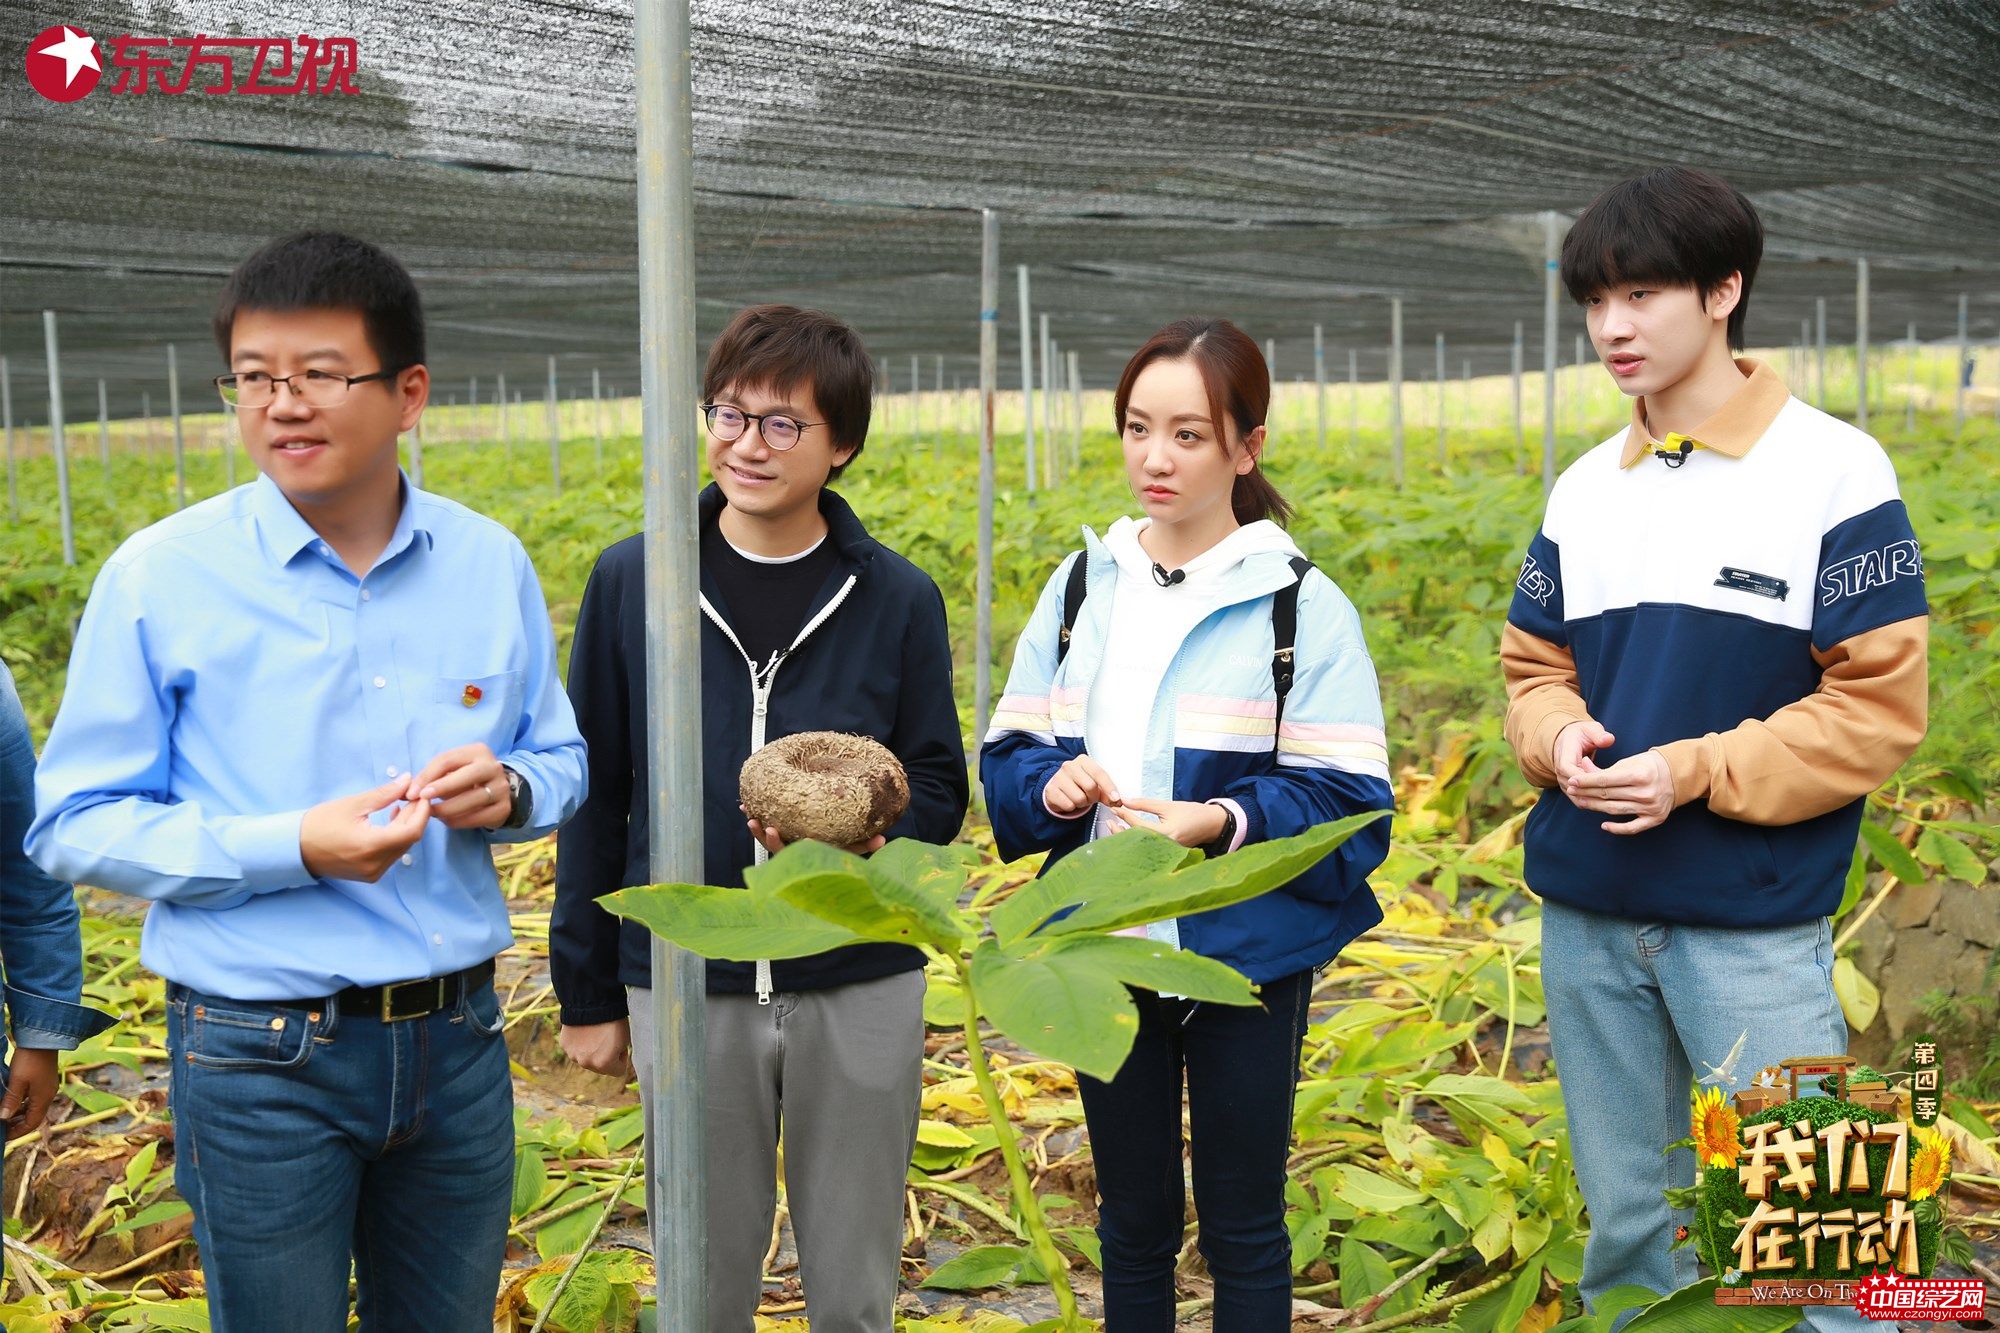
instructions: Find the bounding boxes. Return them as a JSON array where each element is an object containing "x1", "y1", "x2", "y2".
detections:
[
  {"x1": 1151, "y1": 562, "x2": 1186, "y2": 588},
  {"x1": 1654, "y1": 440, "x2": 1695, "y2": 469}
]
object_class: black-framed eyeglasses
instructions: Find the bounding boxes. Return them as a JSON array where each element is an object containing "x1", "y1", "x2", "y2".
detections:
[
  {"x1": 215, "y1": 368, "x2": 402, "y2": 410},
  {"x1": 701, "y1": 402, "x2": 821, "y2": 452}
]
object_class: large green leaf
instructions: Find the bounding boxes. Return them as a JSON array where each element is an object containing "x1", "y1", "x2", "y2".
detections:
[
  {"x1": 920, "y1": 1243, "x2": 1041, "y2": 1290},
  {"x1": 1041, "y1": 811, "x2": 1390, "y2": 937},
  {"x1": 969, "y1": 938, "x2": 1140, "y2": 1081},
  {"x1": 600, "y1": 883, "x2": 864, "y2": 961},
  {"x1": 767, "y1": 839, "x2": 972, "y2": 950},
  {"x1": 1011, "y1": 934, "x2": 1257, "y2": 1006},
  {"x1": 987, "y1": 829, "x2": 1191, "y2": 946},
  {"x1": 1622, "y1": 1279, "x2": 1800, "y2": 1331},
  {"x1": 1858, "y1": 820, "x2": 1925, "y2": 886}
]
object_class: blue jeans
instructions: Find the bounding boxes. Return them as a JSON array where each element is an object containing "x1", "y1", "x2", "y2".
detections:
[
  {"x1": 165, "y1": 976, "x2": 516, "y2": 1333},
  {"x1": 1541, "y1": 901, "x2": 1866, "y2": 1332},
  {"x1": 1078, "y1": 968, "x2": 1313, "y2": 1332}
]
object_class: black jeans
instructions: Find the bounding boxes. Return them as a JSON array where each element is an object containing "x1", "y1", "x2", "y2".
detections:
[{"x1": 1077, "y1": 967, "x2": 1314, "y2": 1332}]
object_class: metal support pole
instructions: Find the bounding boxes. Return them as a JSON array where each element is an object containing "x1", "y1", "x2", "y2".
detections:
[
  {"x1": 1044, "y1": 319, "x2": 1059, "y2": 487},
  {"x1": 910, "y1": 353, "x2": 921, "y2": 450},
  {"x1": 499, "y1": 372, "x2": 510, "y2": 456},
  {"x1": 43, "y1": 313, "x2": 75, "y2": 565},
  {"x1": 1068, "y1": 348, "x2": 1080, "y2": 466},
  {"x1": 977, "y1": 212, "x2": 1000, "y2": 757},
  {"x1": 169, "y1": 343, "x2": 187, "y2": 509},
  {"x1": 1389, "y1": 296, "x2": 1404, "y2": 488},
  {"x1": 1264, "y1": 338, "x2": 1276, "y2": 386},
  {"x1": 547, "y1": 356, "x2": 562, "y2": 495},
  {"x1": 592, "y1": 368, "x2": 605, "y2": 468},
  {"x1": 1016, "y1": 265, "x2": 1036, "y2": 492},
  {"x1": 98, "y1": 378, "x2": 110, "y2": 475},
  {"x1": 1434, "y1": 332, "x2": 1446, "y2": 465},
  {"x1": 1313, "y1": 324, "x2": 1326, "y2": 450},
  {"x1": 1956, "y1": 293, "x2": 1970, "y2": 435},
  {"x1": 1347, "y1": 347, "x2": 1357, "y2": 449},
  {"x1": 1511, "y1": 321, "x2": 1525, "y2": 474},
  {"x1": 1815, "y1": 298, "x2": 1828, "y2": 408},
  {"x1": 1542, "y1": 210, "x2": 1561, "y2": 496},
  {"x1": 3, "y1": 356, "x2": 15, "y2": 522},
  {"x1": 1856, "y1": 259, "x2": 1870, "y2": 433},
  {"x1": 636, "y1": 0, "x2": 706, "y2": 1321},
  {"x1": 1905, "y1": 321, "x2": 1918, "y2": 434}
]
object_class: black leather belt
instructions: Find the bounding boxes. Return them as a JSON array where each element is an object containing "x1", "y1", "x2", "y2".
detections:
[{"x1": 335, "y1": 959, "x2": 496, "y2": 1023}]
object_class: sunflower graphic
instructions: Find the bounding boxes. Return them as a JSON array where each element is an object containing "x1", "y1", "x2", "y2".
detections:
[
  {"x1": 1692, "y1": 1085, "x2": 1741, "y2": 1168},
  {"x1": 1908, "y1": 1125, "x2": 1952, "y2": 1201}
]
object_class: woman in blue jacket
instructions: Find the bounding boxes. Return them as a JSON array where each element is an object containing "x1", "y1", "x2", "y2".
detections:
[{"x1": 981, "y1": 317, "x2": 1393, "y2": 1330}]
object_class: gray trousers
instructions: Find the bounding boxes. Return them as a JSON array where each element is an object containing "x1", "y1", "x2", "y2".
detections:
[{"x1": 629, "y1": 969, "x2": 925, "y2": 1333}]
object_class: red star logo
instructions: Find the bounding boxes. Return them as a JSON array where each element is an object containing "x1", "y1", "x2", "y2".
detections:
[{"x1": 25, "y1": 24, "x2": 102, "y2": 102}]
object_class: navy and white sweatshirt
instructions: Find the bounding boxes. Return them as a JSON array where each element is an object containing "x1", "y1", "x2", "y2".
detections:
[{"x1": 1502, "y1": 359, "x2": 1929, "y2": 927}]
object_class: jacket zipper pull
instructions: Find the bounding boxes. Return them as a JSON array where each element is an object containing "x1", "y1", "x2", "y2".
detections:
[{"x1": 754, "y1": 958, "x2": 773, "y2": 1005}]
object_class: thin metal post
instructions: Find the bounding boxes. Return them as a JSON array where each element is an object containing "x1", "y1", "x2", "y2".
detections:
[
  {"x1": 636, "y1": 0, "x2": 706, "y2": 1322},
  {"x1": 910, "y1": 353, "x2": 922, "y2": 450},
  {"x1": 547, "y1": 356, "x2": 562, "y2": 495},
  {"x1": 1815, "y1": 298, "x2": 1828, "y2": 408},
  {"x1": 98, "y1": 378, "x2": 110, "y2": 475},
  {"x1": 1856, "y1": 259, "x2": 1870, "y2": 432},
  {"x1": 1264, "y1": 338, "x2": 1276, "y2": 387},
  {"x1": 1511, "y1": 321, "x2": 1524, "y2": 474},
  {"x1": 1068, "y1": 348, "x2": 1080, "y2": 467},
  {"x1": 977, "y1": 212, "x2": 1000, "y2": 757},
  {"x1": 3, "y1": 356, "x2": 15, "y2": 522},
  {"x1": 1434, "y1": 332, "x2": 1446, "y2": 465},
  {"x1": 1313, "y1": 324, "x2": 1326, "y2": 450},
  {"x1": 499, "y1": 372, "x2": 510, "y2": 456},
  {"x1": 1573, "y1": 333, "x2": 1587, "y2": 437},
  {"x1": 169, "y1": 344, "x2": 186, "y2": 508},
  {"x1": 1038, "y1": 315, "x2": 1052, "y2": 488},
  {"x1": 1389, "y1": 296, "x2": 1404, "y2": 488},
  {"x1": 1542, "y1": 210, "x2": 1561, "y2": 496},
  {"x1": 1905, "y1": 322, "x2": 1918, "y2": 434},
  {"x1": 1347, "y1": 347, "x2": 1357, "y2": 449},
  {"x1": 43, "y1": 313, "x2": 75, "y2": 565},
  {"x1": 594, "y1": 367, "x2": 605, "y2": 468},
  {"x1": 1017, "y1": 265, "x2": 1036, "y2": 492},
  {"x1": 1956, "y1": 294, "x2": 1970, "y2": 435}
]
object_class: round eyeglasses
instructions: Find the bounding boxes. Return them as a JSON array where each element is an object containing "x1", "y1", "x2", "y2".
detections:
[
  {"x1": 701, "y1": 402, "x2": 822, "y2": 452},
  {"x1": 215, "y1": 368, "x2": 401, "y2": 410}
]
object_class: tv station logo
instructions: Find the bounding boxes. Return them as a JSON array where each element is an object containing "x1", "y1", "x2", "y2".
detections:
[{"x1": 24, "y1": 24, "x2": 360, "y2": 102}]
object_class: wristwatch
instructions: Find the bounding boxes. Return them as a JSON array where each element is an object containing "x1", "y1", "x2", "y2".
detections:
[
  {"x1": 1200, "y1": 800, "x2": 1236, "y2": 860},
  {"x1": 500, "y1": 765, "x2": 533, "y2": 829}
]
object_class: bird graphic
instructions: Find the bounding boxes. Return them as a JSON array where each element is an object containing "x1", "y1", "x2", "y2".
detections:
[{"x1": 1698, "y1": 1029, "x2": 1749, "y2": 1087}]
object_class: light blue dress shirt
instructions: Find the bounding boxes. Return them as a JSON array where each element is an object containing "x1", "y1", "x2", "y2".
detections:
[{"x1": 27, "y1": 472, "x2": 587, "y2": 1000}]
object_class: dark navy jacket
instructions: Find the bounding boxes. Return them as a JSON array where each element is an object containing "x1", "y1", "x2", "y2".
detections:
[{"x1": 551, "y1": 485, "x2": 969, "y2": 1018}]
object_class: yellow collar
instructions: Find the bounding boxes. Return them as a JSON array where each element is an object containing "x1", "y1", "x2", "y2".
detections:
[{"x1": 1619, "y1": 357, "x2": 1790, "y2": 469}]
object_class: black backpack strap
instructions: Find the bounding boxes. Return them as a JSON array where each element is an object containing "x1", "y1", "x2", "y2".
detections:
[
  {"x1": 1056, "y1": 550, "x2": 1089, "y2": 665},
  {"x1": 1271, "y1": 556, "x2": 1314, "y2": 732}
]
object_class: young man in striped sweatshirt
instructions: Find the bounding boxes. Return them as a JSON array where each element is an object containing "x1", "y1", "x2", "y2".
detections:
[{"x1": 1503, "y1": 168, "x2": 1928, "y2": 1329}]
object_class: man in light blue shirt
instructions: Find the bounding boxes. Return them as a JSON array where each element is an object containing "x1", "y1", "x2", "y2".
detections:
[{"x1": 28, "y1": 231, "x2": 585, "y2": 1333}]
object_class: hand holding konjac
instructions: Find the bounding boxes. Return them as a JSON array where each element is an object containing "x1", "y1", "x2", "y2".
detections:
[{"x1": 738, "y1": 732, "x2": 910, "y2": 848}]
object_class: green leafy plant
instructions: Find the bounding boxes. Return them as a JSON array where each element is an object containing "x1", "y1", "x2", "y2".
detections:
[{"x1": 604, "y1": 813, "x2": 1386, "y2": 1330}]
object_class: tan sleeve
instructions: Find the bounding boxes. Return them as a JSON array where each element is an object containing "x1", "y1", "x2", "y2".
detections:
[
  {"x1": 1501, "y1": 622, "x2": 1594, "y2": 789},
  {"x1": 1654, "y1": 615, "x2": 1928, "y2": 825}
]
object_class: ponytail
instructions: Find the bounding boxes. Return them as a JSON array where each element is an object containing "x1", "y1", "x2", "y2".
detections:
[{"x1": 1232, "y1": 468, "x2": 1293, "y2": 526}]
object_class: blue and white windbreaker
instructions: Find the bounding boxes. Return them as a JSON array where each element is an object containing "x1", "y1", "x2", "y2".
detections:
[{"x1": 979, "y1": 523, "x2": 1394, "y2": 985}]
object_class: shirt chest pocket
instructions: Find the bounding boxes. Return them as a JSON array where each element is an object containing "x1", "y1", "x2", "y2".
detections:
[{"x1": 427, "y1": 669, "x2": 525, "y2": 756}]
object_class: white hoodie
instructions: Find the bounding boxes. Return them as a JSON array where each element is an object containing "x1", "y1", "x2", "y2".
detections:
[{"x1": 1087, "y1": 516, "x2": 1307, "y2": 953}]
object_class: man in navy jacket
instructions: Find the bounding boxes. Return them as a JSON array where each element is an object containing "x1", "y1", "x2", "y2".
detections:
[{"x1": 551, "y1": 304, "x2": 967, "y2": 1333}]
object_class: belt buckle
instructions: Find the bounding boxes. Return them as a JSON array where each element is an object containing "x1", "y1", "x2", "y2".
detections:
[{"x1": 380, "y1": 977, "x2": 441, "y2": 1023}]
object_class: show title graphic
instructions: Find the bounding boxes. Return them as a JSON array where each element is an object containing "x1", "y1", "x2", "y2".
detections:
[
  {"x1": 1682, "y1": 1046, "x2": 1980, "y2": 1321},
  {"x1": 24, "y1": 24, "x2": 359, "y2": 102}
]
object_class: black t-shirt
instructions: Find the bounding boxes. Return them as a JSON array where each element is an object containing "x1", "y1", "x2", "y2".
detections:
[{"x1": 701, "y1": 522, "x2": 842, "y2": 672}]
